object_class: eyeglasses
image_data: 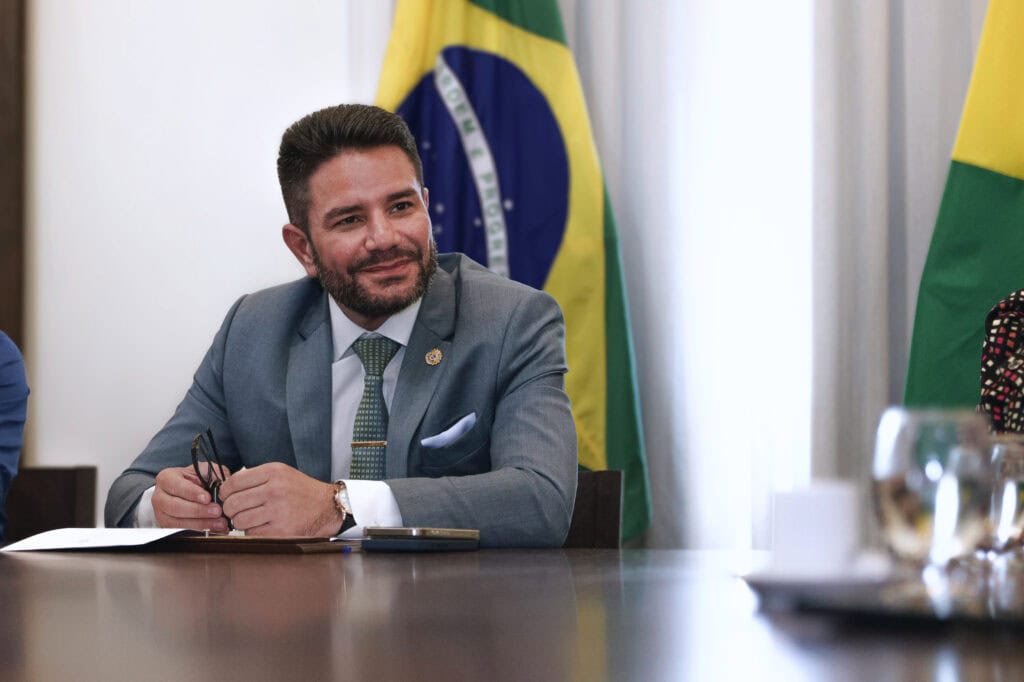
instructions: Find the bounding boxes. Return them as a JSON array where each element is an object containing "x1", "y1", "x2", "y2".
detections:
[{"x1": 191, "y1": 428, "x2": 228, "y2": 507}]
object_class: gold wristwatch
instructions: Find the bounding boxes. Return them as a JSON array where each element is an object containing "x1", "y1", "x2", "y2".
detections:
[{"x1": 333, "y1": 481, "x2": 357, "y2": 535}]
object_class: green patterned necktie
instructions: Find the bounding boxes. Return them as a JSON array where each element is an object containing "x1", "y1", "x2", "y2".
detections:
[{"x1": 350, "y1": 334, "x2": 400, "y2": 480}]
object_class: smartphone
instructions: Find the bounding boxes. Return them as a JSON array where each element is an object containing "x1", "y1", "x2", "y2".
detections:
[{"x1": 361, "y1": 527, "x2": 480, "y2": 552}]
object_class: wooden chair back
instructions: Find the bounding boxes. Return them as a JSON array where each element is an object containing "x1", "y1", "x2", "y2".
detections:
[
  {"x1": 563, "y1": 470, "x2": 623, "y2": 548},
  {"x1": 4, "y1": 466, "x2": 97, "y2": 543}
]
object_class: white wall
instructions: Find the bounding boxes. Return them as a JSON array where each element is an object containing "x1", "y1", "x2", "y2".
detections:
[{"x1": 25, "y1": 1, "x2": 393, "y2": 523}]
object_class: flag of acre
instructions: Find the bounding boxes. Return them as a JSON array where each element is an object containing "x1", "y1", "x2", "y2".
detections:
[
  {"x1": 376, "y1": 0, "x2": 651, "y2": 539},
  {"x1": 905, "y1": 0, "x2": 1024, "y2": 408}
]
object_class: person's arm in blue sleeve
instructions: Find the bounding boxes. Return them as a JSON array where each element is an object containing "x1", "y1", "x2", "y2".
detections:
[{"x1": 0, "y1": 332, "x2": 29, "y2": 543}]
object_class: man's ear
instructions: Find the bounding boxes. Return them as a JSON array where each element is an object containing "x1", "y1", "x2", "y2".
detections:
[
  {"x1": 282, "y1": 224, "x2": 318, "y2": 278},
  {"x1": 422, "y1": 186, "x2": 429, "y2": 209}
]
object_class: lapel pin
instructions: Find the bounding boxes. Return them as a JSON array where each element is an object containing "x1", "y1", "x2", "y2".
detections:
[{"x1": 425, "y1": 348, "x2": 443, "y2": 366}]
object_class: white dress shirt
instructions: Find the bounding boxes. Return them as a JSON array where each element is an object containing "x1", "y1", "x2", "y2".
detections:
[{"x1": 135, "y1": 295, "x2": 421, "y2": 537}]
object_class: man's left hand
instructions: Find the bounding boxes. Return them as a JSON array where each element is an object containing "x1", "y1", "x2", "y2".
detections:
[{"x1": 218, "y1": 462, "x2": 341, "y2": 536}]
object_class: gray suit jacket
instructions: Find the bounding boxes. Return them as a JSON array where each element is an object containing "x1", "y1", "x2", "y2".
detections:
[{"x1": 105, "y1": 254, "x2": 578, "y2": 547}]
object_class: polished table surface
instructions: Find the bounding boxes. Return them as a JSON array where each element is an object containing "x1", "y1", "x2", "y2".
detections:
[{"x1": 2, "y1": 548, "x2": 1023, "y2": 681}]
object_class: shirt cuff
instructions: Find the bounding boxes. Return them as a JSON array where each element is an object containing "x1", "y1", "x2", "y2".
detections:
[
  {"x1": 339, "y1": 479, "x2": 402, "y2": 539},
  {"x1": 133, "y1": 486, "x2": 158, "y2": 528}
]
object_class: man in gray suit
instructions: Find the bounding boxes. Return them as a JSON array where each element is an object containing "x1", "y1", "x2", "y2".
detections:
[{"x1": 105, "y1": 104, "x2": 577, "y2": 547}]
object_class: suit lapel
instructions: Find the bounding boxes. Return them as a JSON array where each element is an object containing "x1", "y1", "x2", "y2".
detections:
[
  {"x1": 387, "y1": 264, "x2": 456, "y2": 478},
  {"x1": 286, "y1": 290, "x2": 333, "y2": 481}
]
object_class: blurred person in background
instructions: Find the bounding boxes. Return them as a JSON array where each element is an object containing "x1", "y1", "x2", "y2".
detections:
[{"x1": 0, "y1": 332, "x2": 29, "y2": 543}]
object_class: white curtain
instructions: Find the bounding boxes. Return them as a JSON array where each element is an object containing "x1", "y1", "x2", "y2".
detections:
[
  {"x1": 811, "y1": 0, "x2": 986, "y2": 517},
  {"x1": 563, "y1": 0, "x2": 987, "y2": 548},
  {"x1": 563, "y1": 1, "x2": 813, "y2": 548}
]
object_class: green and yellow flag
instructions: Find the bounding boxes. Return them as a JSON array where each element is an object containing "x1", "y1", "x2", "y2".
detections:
[
  {"x1": 377, "y1": 0, "x2": 651, "y2": 539},
  {"x1": 905, "y1": 0, "x2": 1024, "y2": 407}
]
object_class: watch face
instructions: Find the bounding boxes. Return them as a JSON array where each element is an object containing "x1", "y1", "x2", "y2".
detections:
[
  {"x1": 334, "y1": 485, "x2": 352, "y2": 514},
  {"x1": 334, "y1": 484, "x2": 355, "y2": 535}
]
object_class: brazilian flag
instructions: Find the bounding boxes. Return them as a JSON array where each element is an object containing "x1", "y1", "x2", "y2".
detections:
[
  {"x1": 906, "y1": 0, "x2": 1024, "y2": 408},
  {"x1": 376, "y1": 0, "x2": 651, "y2": 540}
]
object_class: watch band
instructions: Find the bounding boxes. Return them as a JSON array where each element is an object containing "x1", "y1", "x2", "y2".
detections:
[{"x1": 333, "y1": 481, "x2": 357, "y2": 535}]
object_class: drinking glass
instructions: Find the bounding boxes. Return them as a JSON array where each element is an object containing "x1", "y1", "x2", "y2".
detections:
[
  {"x1": 990, "y1": 434, "x2": 1024, "y2": 551},
  {"x1": 872, "y1": 407, "x2": 994, "y2": 568},
  {"x1": 982, "y1": 438, "x2": 1024, "y2": 619},
  {"x1": 872, "y1": 407, "x2": 996, "y2": 616}
]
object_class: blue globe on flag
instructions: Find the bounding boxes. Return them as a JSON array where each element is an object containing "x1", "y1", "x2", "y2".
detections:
[{"x1": 396, "y1": 46, "x2": 570, "y2": 290}]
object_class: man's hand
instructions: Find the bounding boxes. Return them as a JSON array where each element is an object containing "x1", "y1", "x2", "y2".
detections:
[
  {"x1": 218, "y1": 462, "x2": 341, "y2": 537},
  {"x1": 152, "y1": 465, "x2": 231, "y2": 533}
]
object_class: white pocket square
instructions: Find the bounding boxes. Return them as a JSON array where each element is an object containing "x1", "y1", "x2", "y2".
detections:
[{"x1": 420, "y1": 412, "x2": 477, "y2": 448}]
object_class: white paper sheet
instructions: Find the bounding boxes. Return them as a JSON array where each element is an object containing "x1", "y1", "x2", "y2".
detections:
[{"x1": 1, "y1": 527, "x2": 189, "y2": 552}]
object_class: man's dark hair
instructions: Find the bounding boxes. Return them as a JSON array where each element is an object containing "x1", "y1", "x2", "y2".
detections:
[{"x1": 277, "y1": 104, "x2": 424, "y2": 235}]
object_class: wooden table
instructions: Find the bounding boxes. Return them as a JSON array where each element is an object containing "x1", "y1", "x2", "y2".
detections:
[{"x1": 1, "y1": 549, "x2": 1022, "y2": 681}]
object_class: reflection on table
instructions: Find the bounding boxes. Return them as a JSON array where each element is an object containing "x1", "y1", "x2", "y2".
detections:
[{"x1": 2, "y1": 549, "x2": 1024, "y2": 680}]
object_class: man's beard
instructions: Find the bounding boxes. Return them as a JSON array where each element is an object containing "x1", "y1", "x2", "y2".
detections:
[{"x1": 311, "y1": 240, "x2": 438, "y2": 320}]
